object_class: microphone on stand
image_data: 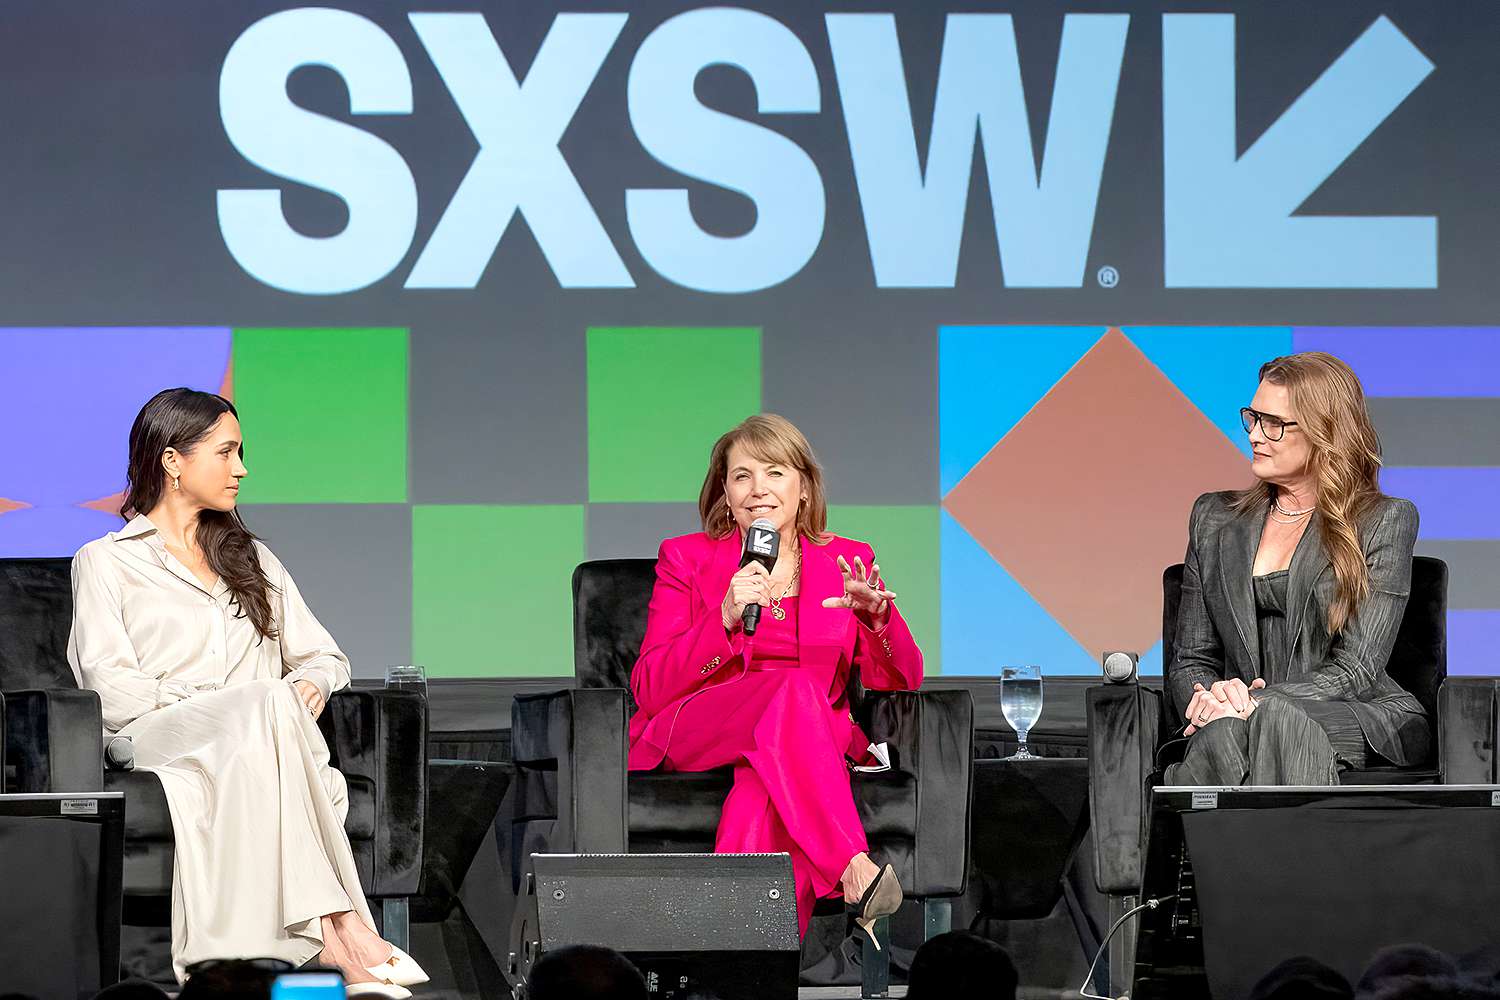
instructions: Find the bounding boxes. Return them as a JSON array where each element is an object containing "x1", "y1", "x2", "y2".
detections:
[
  {"x1": 740, "y1": 518, "x2": 780, "y2": 636},
  {"x1": 104, "y1": 734, "x2": 135, "y2": 771}
]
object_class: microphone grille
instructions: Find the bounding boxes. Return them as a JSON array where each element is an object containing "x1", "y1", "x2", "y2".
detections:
[
  {"x1": 105, "y1": 735, "x2": 135, "y2": 769},
  {"x1": 1102, "y1": 651, "x2": 1139, "y2": 684},
  {"x1": 749, "y1": 517, "x2": 776, "y2": 530}
]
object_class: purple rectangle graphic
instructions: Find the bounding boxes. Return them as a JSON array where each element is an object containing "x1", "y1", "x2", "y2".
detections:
[
  {"x1": 1293, "y1": 328, "x2": 1500, "y2": 397},
  {"x1": 0, "y1": 326, "x2": 232, "y2": 557},
  {"x1": 1448, "y1": 610, "x2": 1500, "y2": 677},
  {"x1": 1382, "y1": 468, "x2": 1500, "y2": 539}
]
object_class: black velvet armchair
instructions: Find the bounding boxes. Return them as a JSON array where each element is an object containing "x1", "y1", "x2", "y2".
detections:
[
  {"x1": 509, "y1": 559, "x2": 974, "y2": 993},
  {"x1": 0, "y1": 558, "x2": 427, "y2": 954},
  {"x1": 1086, "y1": 556, "x2": 1500, "y2": 991}
]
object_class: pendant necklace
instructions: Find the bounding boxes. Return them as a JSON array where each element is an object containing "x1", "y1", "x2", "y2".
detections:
[{"x1": 768, "y1": 551, "x2": 801, "y2": 622}]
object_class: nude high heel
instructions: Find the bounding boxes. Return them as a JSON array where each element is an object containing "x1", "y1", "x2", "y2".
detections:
[{"x1": 849, "y1": 863, "x2": 903, "y2": 950}]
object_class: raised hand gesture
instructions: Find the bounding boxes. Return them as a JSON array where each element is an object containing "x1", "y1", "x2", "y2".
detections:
[{"x1": 822, "y1": 555, "x2": 897, "y2": 629}]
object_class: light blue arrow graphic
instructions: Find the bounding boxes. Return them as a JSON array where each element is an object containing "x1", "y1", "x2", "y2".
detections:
[{"x1": 1163, "y1": 15, "x2": 1436, "y2": 288}]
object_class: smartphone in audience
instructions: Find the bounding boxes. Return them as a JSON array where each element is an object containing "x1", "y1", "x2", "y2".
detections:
[{"x1": 271, "y1": 972, "x2": 345, "y2": 999}]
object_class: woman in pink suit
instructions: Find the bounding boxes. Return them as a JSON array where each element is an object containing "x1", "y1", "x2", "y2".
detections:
[{"x1": 627, "y1": 414, "x2": 924, "y2": 944}]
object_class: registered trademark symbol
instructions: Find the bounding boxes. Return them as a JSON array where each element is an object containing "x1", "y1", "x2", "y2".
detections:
[{"x1": 1097, "y1": 265, "x2": 1119, "y2": 288}]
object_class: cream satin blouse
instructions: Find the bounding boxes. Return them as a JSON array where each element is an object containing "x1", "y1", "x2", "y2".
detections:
[{"x1": 67, "y1": 514, "x2": 351, "y2": 732}]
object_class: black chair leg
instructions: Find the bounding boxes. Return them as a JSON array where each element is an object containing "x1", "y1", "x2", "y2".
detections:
[
  {"x1": 922, "y1": 898, "x2": 951, "y2": 941},
  {"x1": 860, "y1": 916, "x2": 892, "y2": 998},
  {"x1": 381, "y1": 897, "x2": 410, "y2": 953}
]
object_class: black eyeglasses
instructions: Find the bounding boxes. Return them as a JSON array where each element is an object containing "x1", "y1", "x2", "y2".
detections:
[{"x1": 1240, "y1": 407, "x2": 1299, "y2": 442}]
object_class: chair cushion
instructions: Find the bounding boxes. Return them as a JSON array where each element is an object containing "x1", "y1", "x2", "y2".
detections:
[
  {"x1": 108, "y1": 769, "x2": 377, "y2": 841},
  {"x1": 0, "y1": 558, "x2": 78, "y2": 690},
  {"x1": 628, "y1": 769, "x2": 733, "y2": 837},
  {"x1": 1338, "y1": 766, "x2": 1440, "y2": 786},
  {"x1": 573, "y1": 560, "x2": 658, "y2": 692},
  {"x1": 344, "y1": 775, "x2": 376, "y2": 840},
  {"x1": 624, "y1": 767, "x2": 922, "y2": 878},
  {"x1": 1388, "y1": 556, "x2": 1446, "y2": 721},
  {"x1": 107, "y1": 770, "x2": 173, "y2": 839},
  {"x1": 854, "y1": 771, "x2": 917, "y2": 839}
]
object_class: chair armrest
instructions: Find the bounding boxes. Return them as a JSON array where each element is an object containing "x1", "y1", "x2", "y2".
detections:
[
  {"x1": 1439, "y1": 677, "x2": 1498, "y2": 785},
  {"x1": 1087, "y1": 684, "x2": 1162, "y2": 896},
  {"x1": 511, "y1": 688, "x2": 628, "y2": 856},
  {"x1": 857, "y1": 688, "x2": 974, "y2": 897},
  {"x1": 4, "y1": 688, "x2": 104, "y2": 793},
  {"x1": 323, "y1": 688, "x2": 427, "y2": 897}
]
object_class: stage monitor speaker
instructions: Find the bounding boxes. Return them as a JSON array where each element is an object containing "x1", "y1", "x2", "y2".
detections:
[
  {"x1": 509, "y1": 852, "x2": 799, "y2": 1000},
  {"x1": 0, "y1": 792, "x2": 125, "y2": 1000},
  {"x1": 1134, "y1": 785, "x2": 1500, "y2": 1000}
]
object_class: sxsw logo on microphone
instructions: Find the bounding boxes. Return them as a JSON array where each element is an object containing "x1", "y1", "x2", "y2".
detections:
[
  {"x1": 748, "y1": 527, "x2": 777, "y2": 558},
  {"x1": 216, "y1": 8, "x2": 1437, "y2": 295}
]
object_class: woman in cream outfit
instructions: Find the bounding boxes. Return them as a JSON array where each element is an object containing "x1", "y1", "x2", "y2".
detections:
[{"x1": 67, "y1": 388, "x2": 425, "y2": 995}]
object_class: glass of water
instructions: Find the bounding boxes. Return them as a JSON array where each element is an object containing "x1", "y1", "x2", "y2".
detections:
[
  {"x1": 386, "y1": 664, "x2": 427, "y2": 699},
  {"x1": 1000, "y1": 664, "x2": 1043, "y2": 761}
]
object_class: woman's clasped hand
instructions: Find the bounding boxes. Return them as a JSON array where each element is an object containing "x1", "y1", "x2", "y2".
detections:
[{"x1": 1183, "y1": 677, "x2": 1267, "y2": 735}]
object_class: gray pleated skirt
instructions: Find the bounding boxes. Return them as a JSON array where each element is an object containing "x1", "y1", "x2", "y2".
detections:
[{"x1": 1165, "y1": 694, "x2": 1370, "y2": 786}]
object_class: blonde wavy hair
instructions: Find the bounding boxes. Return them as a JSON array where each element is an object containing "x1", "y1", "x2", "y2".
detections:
[
  {"x1": 1232, "y1": 352, "x2": 1385, "y2": 634},
  {"x1": 699, "y1": 414, "x2": 829, "y2": 544}
]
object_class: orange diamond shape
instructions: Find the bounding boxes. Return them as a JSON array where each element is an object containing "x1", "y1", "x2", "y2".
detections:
[{"x1": 943, "y1": 329, "x2": 1250, "y2": 659}]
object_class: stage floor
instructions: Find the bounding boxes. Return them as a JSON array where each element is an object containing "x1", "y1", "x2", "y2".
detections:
[{"x1": 399, "y1": 989, "x2": 1096, "y2": 999}]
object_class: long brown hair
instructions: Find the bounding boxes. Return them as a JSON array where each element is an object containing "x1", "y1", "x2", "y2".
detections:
[
  {"x1": 1232, "y1": 353, "x2": 1385, "y2": 634},
  {"x1": 122, "y1": 388, "x2": 279, "y2": 640},
  {"x1": 699, "y1": 414, "x2": 829, "y2": 544}
]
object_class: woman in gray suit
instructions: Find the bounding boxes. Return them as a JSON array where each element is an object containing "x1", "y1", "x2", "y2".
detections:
[{"x1": 1166, "y1": 352, "x2": 1428, "y2": 785}]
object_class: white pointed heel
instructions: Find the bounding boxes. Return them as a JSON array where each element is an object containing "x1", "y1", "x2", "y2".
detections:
[
  {"x1": 366, "y1": 945, "x2": 430, "y2": 988},
  {"x1": 346, "y1": 983, "x2": 412, "y2": 999}
]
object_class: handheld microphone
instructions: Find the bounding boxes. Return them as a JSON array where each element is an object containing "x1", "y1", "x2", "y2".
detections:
[{"x1": 739, "y1": 518, "x2": 780, "y2": 636}]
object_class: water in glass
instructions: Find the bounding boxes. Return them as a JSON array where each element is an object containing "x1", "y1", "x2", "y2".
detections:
[
  {"x1": 1000, "y1": 664, "x2": 1043, "y2": 760},
  {"x1": 386, "y1": 664, "x2": 428, "y2": 699}
]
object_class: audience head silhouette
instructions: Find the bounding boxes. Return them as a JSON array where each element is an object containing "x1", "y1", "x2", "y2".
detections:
[
  {"x1": 1248, "y1": 956, "x2": 1352, "y2": 1000},
  {"x1": 177, "y1": 958, "x2": 280, "y2": 999},
  {"x1": 905, "y1": 930, "x2": 1018, "y2": 1000},
  {"x1": 90, "y1": 982, "x2": 170, "y2": 1000},
  {"x1": 527, "y1": 945, "x2": 648, "y2": 1000}
]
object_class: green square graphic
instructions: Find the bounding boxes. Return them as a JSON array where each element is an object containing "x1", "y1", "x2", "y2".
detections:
[
  {"x1": 232, "y1": 328, "x2": 407, "y2": 504},
  {"x1": 412, "y1": 505, "x2": 585, "y2": 678},
  {"x1": 827, "y1": 505, "x2": 942, "y2": 674},
  {"x1": 588, "y1": 327, "x2": 761, "y2": 502}
]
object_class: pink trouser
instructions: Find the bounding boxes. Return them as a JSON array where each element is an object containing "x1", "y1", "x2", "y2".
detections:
[{"x1": 659, "y1": 668, "x2": 868, "y2": 935}]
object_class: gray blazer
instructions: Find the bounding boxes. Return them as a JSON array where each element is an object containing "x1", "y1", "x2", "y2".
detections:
[{"x1": 1169, "y1": 491, "x2": 1429, "y2": 766}]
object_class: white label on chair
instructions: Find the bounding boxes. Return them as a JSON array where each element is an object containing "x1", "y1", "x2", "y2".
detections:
[
  {"x1": 1491, "y1": 791, "x2": 1500, "y2": 807},
  {"x1": 61, "y1": 799, "x2": 98, "y2": 815},
  {"x1": 1191, "y1": 791, "x2": 1218, "y2": 810}
]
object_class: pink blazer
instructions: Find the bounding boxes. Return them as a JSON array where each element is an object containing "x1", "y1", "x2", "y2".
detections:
[{"x1": 627, "y1": 530, "x2": 925, "y2": 771}]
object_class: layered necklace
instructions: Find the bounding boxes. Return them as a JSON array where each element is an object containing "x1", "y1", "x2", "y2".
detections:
[
  {"x1": 1270, "y1": 492, "x2": 1316, "y2": 525},
  {"x1": 768, "y1": 548, "x2": 801, "y2": 622}
]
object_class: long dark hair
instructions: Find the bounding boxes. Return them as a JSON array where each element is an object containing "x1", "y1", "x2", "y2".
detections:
[{"x1": 122, "y1": 388, "x2": 279, "y2": 640}]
